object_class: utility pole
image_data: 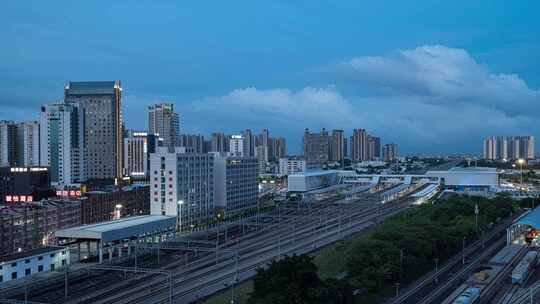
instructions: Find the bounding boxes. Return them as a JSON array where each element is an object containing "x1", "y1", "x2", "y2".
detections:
[
  {"x1": 399, "y1": 249, "x2": 404, "y2": 283},
  {"x1": 462, "y1": 237, "x2": 466, "y2": 265},
  {"x1": 64, "y1": 264, "x2": 69, "y2": 300},
  {"x1": 475, "y1": 203, "x2": 479, "y2": 234},
  {"x1": 434, "y1": 258, "x2": 439, "y2": 283}
]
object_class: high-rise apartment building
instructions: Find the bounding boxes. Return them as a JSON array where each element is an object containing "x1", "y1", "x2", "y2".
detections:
[
  {"x1": 178, "y1": 134, "x2": 205, "y2": 154},
  {"x1": 64, "y1": 81, "x2": 123, "y2": 181},
  {"x1": 210, "y1": 133, "x2": 229, "y2": 153},
  {"x1": 213, "y1": 154, "x2": 258, "y2": 215},
  {"x1": 367, "y1": 135, "x2": 381, "y2": 161},
  {"x1": 0, "y1": 121, "x2": 18, "y2": 167},
  {"x1": 242, "y1": 129, "x2": 255, "y2": 157},
  {"x1": 255, "y1": 145, "x2": 268, "y2": 173},
  {"x1": 330, "y1": 129, "x2": 344, "y2": 162},
  {"x1": 303, "y1": 128, "x2": 331, "y2": 168},
  {"x1": 483, "y1": 136, "x2": 535, "y2": 160},
  {"x1": 343, "y1": 137, "x2": 348, "y2": 158},
  {"x1": 275, "y1": 137, "x2": 287, "y2": 159},
  {"x1": 149, "y1": 147, "x2": 214, "y2": 229},
  {"x1": 229, "y1": 135, "x2": 245, "y2": 157},
  {"x1": 40, "y1": 103, "x2": 85, "y2": 185},
  {"x1": 351, "y1": 129, "x2": 368, "y2": 162},
  {"x1": 148, "y1": 103, "x2": 179, "y2": 149},
  {"x1": 383, "y1": 143, "x2": 398, "y2": 162},
  {"x1": 17, "y1": 121, "x2": 40, "y2": 166}
]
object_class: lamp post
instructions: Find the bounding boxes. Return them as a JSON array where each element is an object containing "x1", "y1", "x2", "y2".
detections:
[
  {"x1": 115, "y1": 204, "x2": 122, "y2": 220},
  {"x1": 177, "y1": 200, "x2": 184, "y2": 235},
  {"x1": 434, "y1": 258, "x2": 439, "y2": 283},
  {"x1": 518, "y1": 158, "x2": 525, "y2": 189}
]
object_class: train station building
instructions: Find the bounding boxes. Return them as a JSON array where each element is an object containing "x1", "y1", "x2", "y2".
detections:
[{"x1": 55, "y1": 215, "x2": 175, "y2": 263}]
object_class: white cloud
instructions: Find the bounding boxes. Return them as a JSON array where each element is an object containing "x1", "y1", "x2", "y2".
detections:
[
  {"x1": 344, "y1": 45, "x2": 540, "y2": 117},
  {"x1": 136, "y1": 45, "x2": 540, "y2": 154}
]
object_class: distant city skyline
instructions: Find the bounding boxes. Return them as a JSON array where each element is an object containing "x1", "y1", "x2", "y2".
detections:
[{"x1": 1, "y1": 1, "x2": 539, "y2": 155}]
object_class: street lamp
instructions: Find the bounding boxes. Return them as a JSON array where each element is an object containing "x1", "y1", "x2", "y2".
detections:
[
  {"x1": 177, "y1": 200, "x2": 184, "y2": 235},
  {"x1": 518, "y1": 159, "x2": 525, "y2": 189},
  {"x1": 115, "y1": 204, "x2": 122, "y2": 220}
]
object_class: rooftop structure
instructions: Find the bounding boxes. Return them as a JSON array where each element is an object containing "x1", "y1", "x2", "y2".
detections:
[{"x1": 55, "y1": 215, "x2": 175, "y2": 243}]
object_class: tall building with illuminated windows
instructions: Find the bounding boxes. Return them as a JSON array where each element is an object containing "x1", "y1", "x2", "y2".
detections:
[
  {"x1": 40, "y1": 102, "x2": 85, "y2": 185},
  {"x1": 0, "y1": 121, "x2": 19, "y2": 167},
  {"x1": 148, "y1": 103, "x2": 179, "y2": 149},
  {"x1": 150, "y1": 147, "x2": 214, "y2": 229},
  {"x1": 123, "y1": 130, "x2": 159, "y2": 179},
  {"x1": 64, "y1": 81, "x2": 123, "y2": 182}
]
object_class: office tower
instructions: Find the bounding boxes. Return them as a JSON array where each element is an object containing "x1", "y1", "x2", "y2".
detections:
[
  {"x1": 148, "y1": 103, "x2": 179, "y2": 149},
  {"x1": 229, "y1": 135, "x2": 245, "y2": 157},
  {"x1": 351, "y1": 128, "x2": 368, "y2": 162},
  {"x1": 330, "y1": 129, "x2": 344, "y2": 162},
  {"x1": 40, "y1": 103, "x2": 85, "y2": 185},
  {"x1": 303, "y1": 128, "x2": 331, "y2": 168},
  {"x1": 383, "y1": 143, "x2": 398, "y2": 162},
  {"x1": 275, "y1": 137, "x2": 287, "y2": 159},
  {"x1": 242, "y1": 129, "x2": 255, "y2": 157},
  {"x1": 123, "y1": 130, "x2": 159, "y2": 179},
  {"x1": 149, "y1": 147, "x2": 214, "y2": 228},
  {"x1": 0, "y1": 121, "x2": 18, "y2": 167},
  {"x1": 178, "y1": 134, "x2": 205, "y2": 154},
  {"x1": 16, "y1": 121, "x2": 40, "y2": 166},
  {"x1": 367, "y1": 135, "x2": 381, "y2": 161},
  {"x1": 64, "y1": 81, "x2": 123, "y2": 181},
  {"x1": 213, "y1": 154, "x2": 258, "y2": 215},
  {"x1": 279, "y1": 157, "x2": 306, "y2": 175},
  {"x1": 211, "y1": 133, "x2": 228, "y2": 153}
]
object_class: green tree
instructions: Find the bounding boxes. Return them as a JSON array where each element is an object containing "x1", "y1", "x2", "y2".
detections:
[{"x1": 249, "y1": 255, "x2": 352, "y2": 304}]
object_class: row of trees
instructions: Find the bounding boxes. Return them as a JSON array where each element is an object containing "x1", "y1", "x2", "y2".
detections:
[
  {"x1": 248, "y1": 193, "x2": 525, "y2": 303},
  {"x1": 248, "y1": 255, "x2": 353, "y2": 304},
  {"x1": 345, "y1": 194, "x2": 515, "y2": 294}
]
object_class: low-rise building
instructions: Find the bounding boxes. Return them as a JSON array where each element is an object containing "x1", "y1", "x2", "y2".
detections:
[
  {"x1": 0, "y1": 247, "x2": 69, "y2": 284},
  {"x1": 279, "y1": 157, "x2": 306, "y2": 176},
  {"x1": 81, "y1": 184, "x2": 150, "y2": 224},
  {"x1": 0, "y1": 200, "x2": 81, "y2": 256},
  {"x1": 1, "y1": 166, "x2": 53, "y2": 203},
  {"x1": 287, "y1": 170, "x2": 340, "y2": 193}
]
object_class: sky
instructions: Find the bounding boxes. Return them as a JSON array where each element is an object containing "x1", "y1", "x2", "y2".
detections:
[{"x1": 1, "y1": 1, "x2": 539, "y2": 155}]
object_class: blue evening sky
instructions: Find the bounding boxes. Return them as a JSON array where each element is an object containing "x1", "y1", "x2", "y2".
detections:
[{"x1": 1, "y1": 1, "x2": 539, "y2": 155}]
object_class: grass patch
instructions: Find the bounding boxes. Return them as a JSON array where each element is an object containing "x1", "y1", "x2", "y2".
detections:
[{"x1": 202, "y1": 280, "x2": 253, "y2": 304}]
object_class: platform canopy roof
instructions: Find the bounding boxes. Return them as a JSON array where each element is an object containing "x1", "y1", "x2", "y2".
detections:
[
  {"x1": 514, "y1": 207, "x2": 540, "y2": 229},
  {"x1": 55, "y1": 215, "x2": 175, "y2": 243}
]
